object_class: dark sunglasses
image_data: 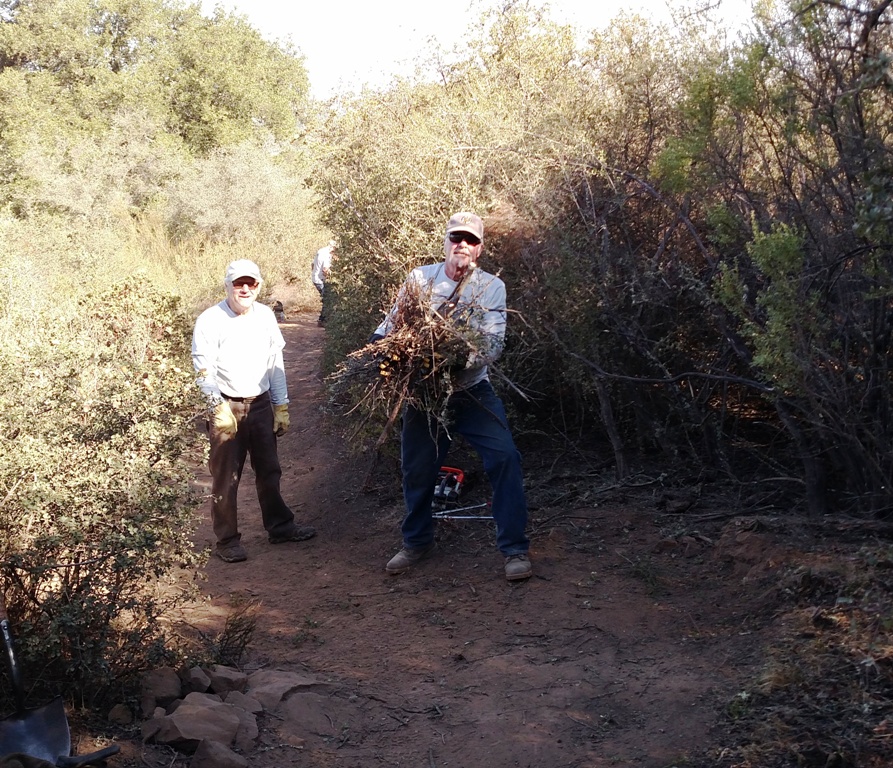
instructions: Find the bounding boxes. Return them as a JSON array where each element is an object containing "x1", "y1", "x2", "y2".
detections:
[
  {"x1": 232, "y1": 278, "x2": 259, "y2": 289},
  {"x1": 448, "y1": 231, "x2": 481, "y2": 246}
]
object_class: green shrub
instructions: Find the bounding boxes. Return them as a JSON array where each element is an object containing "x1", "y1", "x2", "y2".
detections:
[{"x1": 0, "y1": 277, "x2": 206, "y2": 707}]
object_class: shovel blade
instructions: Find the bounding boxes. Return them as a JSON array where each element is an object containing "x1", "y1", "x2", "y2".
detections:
[{"x1": 0, "y1": 695, "x2": 71, "y2": 764}]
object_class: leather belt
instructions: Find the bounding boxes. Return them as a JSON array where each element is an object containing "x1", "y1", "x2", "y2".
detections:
[{"x1": 223, "y1": 391, "x2": 269, "y2": 403}]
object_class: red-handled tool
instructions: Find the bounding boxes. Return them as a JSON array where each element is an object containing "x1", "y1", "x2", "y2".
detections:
[
  {"x1": 432, "y1": 467, "x2": 493, "y2": 521},
  {"x1": 433, "y1": 467, "x2": 464, "y2": 509}
]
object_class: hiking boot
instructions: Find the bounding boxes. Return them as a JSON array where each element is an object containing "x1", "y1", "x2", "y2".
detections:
[
  {"x1": 504, "y1": 553, "x2": 533, "y2": 581},
  {"x1": 216, "y1": 543, "x2": 248, "y2": 563},
  {"x1": 385, "y1": 543, "x2": 436, "y2": 574},
  {"x1": 269, "y1": 524, "x2": 317, "y2": 544}
]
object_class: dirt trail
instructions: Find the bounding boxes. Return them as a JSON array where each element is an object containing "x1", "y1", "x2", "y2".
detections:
[{"x1": 138, "y1": 313, "x2": 768, "y2": 767}]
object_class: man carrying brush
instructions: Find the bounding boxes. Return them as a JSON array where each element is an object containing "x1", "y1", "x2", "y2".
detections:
[{"x1": 369, "y1": 212, "x2": 532, "y2": 581}]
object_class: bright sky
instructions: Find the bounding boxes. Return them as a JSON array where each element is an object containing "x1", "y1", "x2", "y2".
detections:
[{"x1": 200, "y1": 0, "x2": 756, "y2": 99}]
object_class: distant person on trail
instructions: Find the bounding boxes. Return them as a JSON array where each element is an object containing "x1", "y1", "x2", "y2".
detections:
[
  {"x1": 312, "y1": 239, "x2": 336, "y2": 327},
  {"x1": 369, "y1": 212, "x2": 532, "y2": 582},
  {"x1": 192, "y1": 258, "x2": 316, "y2": 563}
]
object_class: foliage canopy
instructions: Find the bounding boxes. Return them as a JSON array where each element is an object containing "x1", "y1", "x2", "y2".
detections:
[{"x1": 313, "y1": 0, "x2": 893, "y2": 519}]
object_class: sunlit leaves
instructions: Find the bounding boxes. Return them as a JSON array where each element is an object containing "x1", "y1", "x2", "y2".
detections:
[{"x1": 0, "y1": 276, "x2": 206, "y2": 705}]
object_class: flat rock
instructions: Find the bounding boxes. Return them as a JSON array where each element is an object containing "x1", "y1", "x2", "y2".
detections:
[
  {"x1": 224, "y1": 690, "x2": 263, "y2": 714},
  {"x1": 189, "y1": 739, "x2": 249, "y2": 768},
  {"x1": 206, "y1": 665, "x2": 248, "y2": 695},
  {"x1": 246, "y1": 670, "x2": 318, "y2": 710},
  {"x1": 141, "y1": 666, "x2": 183, "y2": 714},
  {"x1": 150, "y1": 701, "x2": 241, "y2": 753},
  {"x1": 181, "y1": 666, "x2": 212, "y2": 693},
  {"x1": 233, "y1": 706, "x2": 259, "y2": 751}
]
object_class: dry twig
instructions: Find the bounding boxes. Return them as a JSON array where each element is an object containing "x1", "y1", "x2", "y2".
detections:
[{"x1": 327, "y1": 276, "x2": 485, "y2": 488}]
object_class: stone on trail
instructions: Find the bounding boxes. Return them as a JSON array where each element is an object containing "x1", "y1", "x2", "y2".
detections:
[
  {"x1": 181, "y1": 665, "x2": 212, "y2": 693},
  {"x1": 246, "y1": 669, "x2": 318, "y2": 710},
  {"x1": 189, "y1": 739, "x2": 249, "y2": 768},
  {"x1": 224, "y1": 690, "x2": 264, "y2": 714},
  {"x1": 207, "y1": 664, "x2": 249, "y2": 694},
  {"x1": 141, "y1": 666, "x2": 183, "y2": 714},
  {"x1": 147, "y1": 700, "x2": 243, "y2": 753}
]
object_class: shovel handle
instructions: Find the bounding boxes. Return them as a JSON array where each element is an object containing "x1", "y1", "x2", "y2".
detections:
[
  {"x1": 0, "y1": 591, "x2": 27, "y2": 710},
  {"x1": 57, "y1": 744, "x2": 121, "y2": 768}
]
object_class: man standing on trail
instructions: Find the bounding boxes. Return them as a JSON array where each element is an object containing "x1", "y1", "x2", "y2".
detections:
[
  {"x1": 192, "y1": 259, "x2": 316, "y2": 563},
  {"x1": 369, "y1": 212, "x2": 532, "y2": 582},
  {"x1": 311, "y1": 239, "x2": 336, "y2": 327}
]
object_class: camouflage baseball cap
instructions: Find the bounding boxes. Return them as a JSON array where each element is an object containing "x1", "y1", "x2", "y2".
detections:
[{"x1": 445, "y1": 212, "x2": 484, "y2": 241}]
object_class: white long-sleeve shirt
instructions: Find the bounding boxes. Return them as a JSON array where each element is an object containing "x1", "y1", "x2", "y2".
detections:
[
  {"x1": 311, "y1": 246, "x2": 333, "y2": 289},
  {"x1": 373, "y1": 262, "x2": 507, "y2": 389},
  {"x1": 192, "y1": 300, "x2": 289, "y2": 405}
]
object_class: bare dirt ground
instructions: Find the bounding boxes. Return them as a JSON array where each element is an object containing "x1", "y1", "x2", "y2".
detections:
[{"x1": 122, "y1": 313, "x2": 798, "y2": 768}]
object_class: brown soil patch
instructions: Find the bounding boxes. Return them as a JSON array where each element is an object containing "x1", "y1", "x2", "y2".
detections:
[{"x1": 120, "y1": 313, "x2": 804, "y2": 767}]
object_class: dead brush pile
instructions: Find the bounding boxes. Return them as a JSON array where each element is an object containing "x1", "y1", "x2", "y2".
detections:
[
  {"x1": 704, "y1": 543, "x2": 893, "y2": 768},
  {"x1": 327, "y1": 277, "x2": 485, "y2": 440}
]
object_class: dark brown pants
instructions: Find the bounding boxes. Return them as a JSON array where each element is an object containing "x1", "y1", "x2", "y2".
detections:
[{"x1": 208, "y1": 392, "x2": 295, "y2": 547}]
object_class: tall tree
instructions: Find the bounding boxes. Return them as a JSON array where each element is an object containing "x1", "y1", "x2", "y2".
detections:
[{"x1": 0, "y1": 0, "x2": 310, "y2": 217}]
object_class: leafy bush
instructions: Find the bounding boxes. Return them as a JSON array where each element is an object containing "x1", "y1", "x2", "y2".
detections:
[
  {"x1": 0, "y1": 276, "x2": 206, "y2": 707},
  {"x1": 313, "y1": 1, "x2": 893, "y2": 516},
  {"x1": 0, "y1": 0, "x2": 329, "y2": 713}
]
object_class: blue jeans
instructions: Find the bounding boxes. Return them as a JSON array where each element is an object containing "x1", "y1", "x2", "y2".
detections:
[{"x1": 400, "y1": 380, "x2": 529, "y2": 555}]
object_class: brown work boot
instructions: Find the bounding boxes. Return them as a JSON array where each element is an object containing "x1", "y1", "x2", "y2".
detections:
[
  {"x1": 385, "y1": 543, "x2": 436, "y2": 574},
  {"x1": 504, "y1": 553, "x2": 533, "y2": 581},
  {"x1": 269, "y1": 524, "x2": 317, "y2": 544},
  {"x1": 216, "y1": 543, "x2": 248, "y2": 563}
]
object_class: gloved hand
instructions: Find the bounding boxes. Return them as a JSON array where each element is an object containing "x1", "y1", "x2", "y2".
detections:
[
  {"x1": 273, "y1": 403, "x2": 290, "y2": 436},
  {"x1": 212, "y1": 401, "x2": 238, "y2": 439}
]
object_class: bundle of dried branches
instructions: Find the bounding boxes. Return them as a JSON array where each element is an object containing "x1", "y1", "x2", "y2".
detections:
[{"x1": 327, "y1": 275, "x2": 485, "y2": 441}]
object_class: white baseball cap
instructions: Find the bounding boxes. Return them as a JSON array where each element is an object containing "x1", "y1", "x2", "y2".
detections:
[{"x1": 224, "y1": 259, "x2": 262, "y2": 285}]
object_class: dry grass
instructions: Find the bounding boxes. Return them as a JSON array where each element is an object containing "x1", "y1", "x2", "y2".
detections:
[{"x1": 704, "y1": 545, "x2": 893, "y2": 768}]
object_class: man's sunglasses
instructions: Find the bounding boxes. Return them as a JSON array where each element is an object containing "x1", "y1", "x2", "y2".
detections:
[
  {"x1": 448, "y1": 231, "x2": 481, "y2": 246},
  {"x1": 232, "y1": 278, "x2": 259, "y2": 289}
]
